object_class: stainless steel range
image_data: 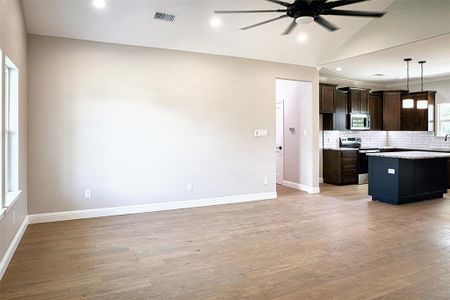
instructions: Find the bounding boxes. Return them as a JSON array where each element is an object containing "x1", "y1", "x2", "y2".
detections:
[{"x1": 339, "y1": 137, "x2": 380, "y2": 184}]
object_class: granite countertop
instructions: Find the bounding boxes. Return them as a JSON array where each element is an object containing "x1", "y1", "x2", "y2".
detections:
[
  {"x1": 323, "y1": 148, "x2": 359, "y2": 151},
  {"x1": 366, "y1": 151, "x2": 450, "y2": 159}
]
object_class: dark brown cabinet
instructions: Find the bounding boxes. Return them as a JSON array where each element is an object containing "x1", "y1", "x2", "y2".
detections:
[
  {"x1": 401, "y1": 91, "x2": 436, "y2": 131},
  {"x1": 339, "y1": 87, "x2": 369, "y2": 114},
  {"x1": 383, "y1": 91, "x2": 404, "y2": 131},
  {"x1": 334, "y1": 90, "x2": 349, "y2": 130},
  {"x1": 369, "y1": 92, "x2": 383, "y2": 130},
  {"x1": 323, "y1": 149, "x2": 358, "y2": 185},
  {"x1": 360, "y1": 90, "x2": 369, "y2": 114},
  {"x1": 323, "y1": 90, "x2": 348, "y2": 131},
  {"x1": 320, "y1": 83, "x2": 338, "y2": 114}
]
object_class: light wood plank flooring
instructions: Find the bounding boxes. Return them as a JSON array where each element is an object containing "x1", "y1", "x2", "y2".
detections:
[{"x1": 2, "y1": 184, "x2": 450, "y2": 299}]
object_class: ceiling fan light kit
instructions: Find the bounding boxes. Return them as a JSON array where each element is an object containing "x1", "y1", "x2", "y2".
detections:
[
  {"x1": 296, "y1": 16, "x2": 314, "y2": 24},
  {"x1": 214, "y1": 0, "x2": 386, "y2": 35}
]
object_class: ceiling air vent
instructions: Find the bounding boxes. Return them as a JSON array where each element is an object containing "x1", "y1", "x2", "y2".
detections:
[{"x1": 154, "y1": 11, "x2": 176, "y2": 23}]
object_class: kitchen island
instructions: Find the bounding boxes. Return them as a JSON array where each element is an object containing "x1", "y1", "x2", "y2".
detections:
[{"x1": 367, "y1": 151, "x2": 450, "y2": 205}]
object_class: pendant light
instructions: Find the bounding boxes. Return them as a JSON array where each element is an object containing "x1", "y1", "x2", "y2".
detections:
[
  {"x1": 402, "y1": 58, "x2": 414, "y2": 109},
  {"x1": 416, "y1": 60, "x2": 428, "y2": 110}
]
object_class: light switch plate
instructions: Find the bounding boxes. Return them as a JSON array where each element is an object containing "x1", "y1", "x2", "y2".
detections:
[{"x1": 254, "y1": 129, "x2": 268, "y2": 137}]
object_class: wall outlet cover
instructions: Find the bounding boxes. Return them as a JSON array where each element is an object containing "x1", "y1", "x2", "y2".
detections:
[{"x1": 84, "y1": 190, "x2": 92, "y2": 199}]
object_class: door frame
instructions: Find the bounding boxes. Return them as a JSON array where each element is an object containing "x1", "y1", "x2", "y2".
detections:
[{"x1": 276, "y1": 98, "x2": 284, "y2": 185}]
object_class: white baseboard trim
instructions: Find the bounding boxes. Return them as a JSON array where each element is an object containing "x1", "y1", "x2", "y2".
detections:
[
  {"x1": 0, "y1": 216, "x2": 29, "y2": 282},
  {"x1": 319, "y1": 177, "x2": 324, "y2": 184},
  {"x1": 282, "y1": 180, "x2": 320, "y2": 194},
  {"x1": 28, "y1": 192, "x2": 278, "y2": 224}
]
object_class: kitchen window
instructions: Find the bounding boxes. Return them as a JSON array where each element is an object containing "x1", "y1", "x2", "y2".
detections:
[
  {"x1": 437, "y1": 103, "x2": 450, "y2": 137},
  {"x1": 4, "y1": 56, "x2": 20, "y2": 207}
]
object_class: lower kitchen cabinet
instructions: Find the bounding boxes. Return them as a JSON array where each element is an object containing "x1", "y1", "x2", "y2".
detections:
[{"x1": 323, "y1": 149, "x2": 358, "y2": 185}]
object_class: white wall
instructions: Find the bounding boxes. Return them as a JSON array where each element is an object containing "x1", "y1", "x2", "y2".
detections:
[
  {"x1": 276, "y1": 79, "x2": 316, "y2": 192},
  {"x1": 0, "y1": 0, "x2": 28, "y2": 272},
  {"x1": 28, "y1": 35, "x2": 320, "y2": 215}
]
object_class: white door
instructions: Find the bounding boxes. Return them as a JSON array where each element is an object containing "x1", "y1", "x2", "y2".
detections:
[{"x1": 276, "y1": 100, "x2": 284, "y2": 184}]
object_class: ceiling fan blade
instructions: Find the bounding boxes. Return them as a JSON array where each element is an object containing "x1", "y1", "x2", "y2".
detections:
[
  {"x1": 282, "y1": 20, "x2": 298, "y2": 35},
  {"x1": 324, "y1": 0, "x2": 368, "y2": 9},
  {"x1": 314, "y1": 16, "x2": 339, "y2": 31},
  {"x1": 240, "y1": 15, "x2": 288, "y2": 30},
  {"x1": 265, "y1": 0, "x2": 291, "y2": 7},
  {"x1": 312, "y1": 0, "x2": 329, "y2": 4},
  {"x1": 214, "y1": 9, "x2": 288, "y2": 14},
  {"x1": 323, "y1": 9, "x2": 385, "y2": 17}
]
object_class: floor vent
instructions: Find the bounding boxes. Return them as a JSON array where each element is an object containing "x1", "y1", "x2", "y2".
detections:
[{"x1": 154, "y1": 11, "x2": 176, "y2": 22}]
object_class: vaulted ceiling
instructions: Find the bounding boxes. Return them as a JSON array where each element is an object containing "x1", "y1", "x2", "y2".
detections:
[{"x1": 21, "y1": 0, "x2": 450, "y2": 83}]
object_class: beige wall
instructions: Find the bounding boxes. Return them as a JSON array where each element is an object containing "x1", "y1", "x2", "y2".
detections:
[
  {"x1": 0, "y1": 0, "x2": 28, "y2": 264},
  {"x1": 28, "y1": 35, "x2": 320, "y2": 214}
]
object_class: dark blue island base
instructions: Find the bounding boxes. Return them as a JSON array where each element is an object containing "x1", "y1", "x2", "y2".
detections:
[{"x1": 368, "y1": 156, "x2": 448, "y2": 205}]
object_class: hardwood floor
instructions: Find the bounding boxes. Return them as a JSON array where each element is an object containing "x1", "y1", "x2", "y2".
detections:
[{"x1": 2, "y1": 184, "x2": 450, "y2": 299}]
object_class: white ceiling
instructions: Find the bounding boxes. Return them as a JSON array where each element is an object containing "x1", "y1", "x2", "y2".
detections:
[
  {"x1": 21, "y1": 0, "x2": 450, "y2": 83},
  {"x1": 320, "y1": 33, "x2": 450, "y2": 85},
  {"x1": 21, "y1": 0, "x2": 394, "y2": 67}
]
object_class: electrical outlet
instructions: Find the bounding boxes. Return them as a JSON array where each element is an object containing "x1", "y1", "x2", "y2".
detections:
[
  {"x1": 263, "y1": 177, "x2": 269, "y2": 185},
  {"x1": 12, "y1": 211, "x2": 16, "y2": 225},
  {"x1": 186, "y1": 183, "x2": 193, "y2": 192},
  {"x1": 84, "y1": 189, "x2": 92, "y2": 199}
]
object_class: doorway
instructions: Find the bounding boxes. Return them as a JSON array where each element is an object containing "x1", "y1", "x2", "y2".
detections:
[{"x1": 275, "y1": 78, "x2": 314, "y2": 191}]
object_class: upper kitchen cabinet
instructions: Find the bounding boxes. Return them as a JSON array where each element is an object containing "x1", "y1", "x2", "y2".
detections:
[
  {"x1": 401, "y1": 91, "x2": 436, "y2": 131},
  {"x1": 368, "y1": 92, "x2": 383, "y2": 130},
  {"x1": 322, "y1": 89, "x2": 348, "y2": 131},
  {"x1": 320, "y1": 83, "x2": 338, "y2": 114},
  {"x1": 338, "y1": 87, "x2": 369, "y2": 114},
  {"x1": 382, "y1": 91, "x2": 407, "y2": 131}
]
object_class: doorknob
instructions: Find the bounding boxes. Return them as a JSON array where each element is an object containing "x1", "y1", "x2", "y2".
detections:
[{"x1": 277, "y1": 146, "x2": 282, "y2": 150}]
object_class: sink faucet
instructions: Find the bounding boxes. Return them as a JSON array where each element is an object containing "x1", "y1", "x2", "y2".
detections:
[{"x1": 445, "y1": 134, "x2": 450, "y2": 142}]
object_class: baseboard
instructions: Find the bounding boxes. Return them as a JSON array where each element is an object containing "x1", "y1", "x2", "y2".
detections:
[
  {"x1": 28, "y1": 192, "x2": 278, "y2": 224},
  {"x1": 0, "y1": 216, "x2": 29, "y2": 282},
  {"x1": 319, "y1": 177, "x2": 324, "y2": 184},
  {"x1": 282, "y1": 180, "x2": 320, "y2": 194}
]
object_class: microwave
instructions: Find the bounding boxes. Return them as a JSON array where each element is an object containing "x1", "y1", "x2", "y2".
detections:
[{"x1": 350, "y1": 113, "x2": 370, "y2": 130}]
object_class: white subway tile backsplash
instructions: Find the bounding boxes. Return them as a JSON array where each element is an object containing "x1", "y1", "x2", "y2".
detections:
[{"x1": 323, "y1": 130, "x2": 450, "y2": 151}]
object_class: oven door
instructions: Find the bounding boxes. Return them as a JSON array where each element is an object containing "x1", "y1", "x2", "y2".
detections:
[
  {"x1": 350, "y1": 114, "x2": 370, "y2": 130},
  {"x1": 358, "y1": 149, "x2": 380, "y2": 184}
]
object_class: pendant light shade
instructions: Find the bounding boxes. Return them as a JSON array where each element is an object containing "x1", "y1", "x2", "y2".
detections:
[
  {"x1": 402, "y1": 58, "x2": 414, "y2": 109},
  {"x1": 417, "y1": 60, "x2": 428, "y2": 110},
  {"x1": 403, "y1": 99, "x2": 414, "y2": 108}
]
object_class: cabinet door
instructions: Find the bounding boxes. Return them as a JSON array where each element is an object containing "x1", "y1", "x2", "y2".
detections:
[
  {"x1": 369, "y1": 93, "x2": 383, "y2": 130},
  {"x1": 320, "y1": 85, "x2": 335, "y2": 114},
  {"x1": 401, "y1": 95, "x2": 414, "y2": 131},
  {"x1": 334, "y1": 91, "x2": 348, "y2": 130},
  {"x1": 350, "y1": 90, "x2": 361, "y2": 113},
  {"x1": 383, "y1": 92, "x2": 401, "y2": 131},
  {"x1": 413, "y1": 93, "x2": 429, "y2": 131},
  {"x1": 360, "y1": 90, "x2": 369, "y2": 114}
]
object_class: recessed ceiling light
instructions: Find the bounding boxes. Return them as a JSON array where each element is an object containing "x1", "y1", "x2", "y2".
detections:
[
  {"x1": 210, "y1": 16, "x2": 222, "y2": 27},
  {"x1": 336, "y1": 67, "x2": 342, "y2": 71},
  {"x1": 93, "y1": 0, "x2": 106, "y2": 9},
  {"x1": 297, "y1": 33, "x2": 308, "y2": 43}
]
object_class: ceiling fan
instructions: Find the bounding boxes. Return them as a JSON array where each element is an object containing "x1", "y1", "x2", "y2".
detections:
[{"x1": 214, "y1": 0, "x2": 386, "y2": 35}]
